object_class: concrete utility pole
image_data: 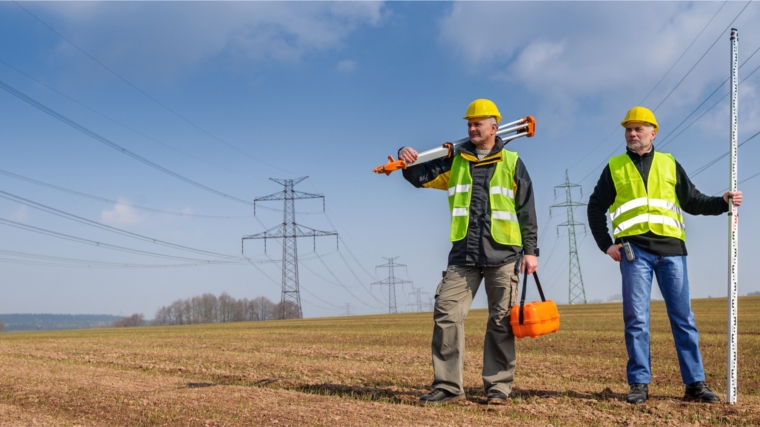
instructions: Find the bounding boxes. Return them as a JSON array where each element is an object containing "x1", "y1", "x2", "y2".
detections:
[
  {"x1": 372, "y1": 257, "x2": 412, "y2": 314},
  {"x1": 550, "y1": 170, "x2": 587, "y2": 305},
  {"x1": 406, "y1": 286, "x2": 430, "y2": 312},
  {"x1": 242, "y1": 177, "x2": 337, "y2": 319}
]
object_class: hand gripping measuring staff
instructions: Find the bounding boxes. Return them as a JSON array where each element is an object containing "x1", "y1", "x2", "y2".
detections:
[{"x1": 372, "y1": 116, "x2": 536, "y2": 175}]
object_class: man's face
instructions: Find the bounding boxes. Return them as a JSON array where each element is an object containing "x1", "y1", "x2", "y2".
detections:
[
  {"x1": 468, "y1": 117, "x2": 497, "y2": 146},
  {"x1": 625, "y1": 121, "x2": 656, "y2": 152}
]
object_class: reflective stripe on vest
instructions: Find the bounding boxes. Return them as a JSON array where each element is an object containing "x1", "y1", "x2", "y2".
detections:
[
  {"x1": 608, "y1": 152, "x2": 686, "y2": 241},
  {"x1": 448, "y1": 149, "x2": 522, "y2": 246}
]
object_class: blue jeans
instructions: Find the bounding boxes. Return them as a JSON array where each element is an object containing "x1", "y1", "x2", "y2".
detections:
[{"x1": 620, "y1": 243, "x2": 705, "y2": 385}]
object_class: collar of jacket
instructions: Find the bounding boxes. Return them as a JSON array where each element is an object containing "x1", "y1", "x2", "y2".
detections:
[
  {"x1": 626, "y1": 144, "x2": 655, "y2": 160},
  {"x1": 458, "y1": 137, "x2": 505, "y2": 165}
]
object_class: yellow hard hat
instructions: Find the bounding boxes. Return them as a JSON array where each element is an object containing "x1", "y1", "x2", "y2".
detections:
[
  {"x1": 463, "y1": 99, "x2": 502, "y2": 123},
  {"x1": 621, "y1": 106, "x2": 658, "y2": 131}
]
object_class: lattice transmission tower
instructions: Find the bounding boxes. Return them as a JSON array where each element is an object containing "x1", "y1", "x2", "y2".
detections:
[
  {"x1": 406, "y1": 286, "x2": 431, "y2": 312},
  {"x1": 372, "y1": 257, "x2": 412, "y2": 314},
  {"x1": 550, "y1": 170, "x2": 587, "y2": 304},
  {"x1": 242, "y1": 177, "x2": 337, "y2": 319}
]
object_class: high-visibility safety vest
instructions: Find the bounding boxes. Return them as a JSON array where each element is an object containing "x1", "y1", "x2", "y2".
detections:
[
  {"x1": 448, "y1": 149, "x2": 522, "y2": 245},
  {"x1": 609, "y1": 152, "x2": 686, "y2": 241}
]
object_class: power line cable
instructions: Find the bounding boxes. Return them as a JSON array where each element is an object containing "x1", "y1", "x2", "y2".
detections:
[
  {"x1": 0, "y1": 217, "x2": 247, "y2": 263},
  {"x1": 653, "y1": 0, "x2": 753, "y2": 112},
  {"x1": 712, "y1": 169, "x2": 760, "y2": 195},
  {"x1": 641, "y1": 1, "x2": 729, "y2": 106},
  {"x1": 0, "y1": 189, "x2": 244, "y2": 260},
  {"x1": 0, "y1": 79, "x2": 254, "y2": 206},
  {"x1": 0, "y1": 249, "x2": 224, "y2": 269},
  {"x1": 567, "y1": 1, "x2": 730, "y2": 173},
  {"x1": 691, "y1": 129, "x2": 760, "y2": 178},
  {"x1": 12, "y1": 1, "x2": 293, "y2": 176},
  {"x1": 313, "y1": 251, "x2": 383, "y2": 309},
  {"x1": 0, "y1": 59, "x2": 266, "y2": 181},
  {"x1": 0, "y1": 168, "x2": 252, "y2": 219},
  {"x1": 658, "y1": 43, "x2": 760, "y2": 150},
  {"x1": 246, "y1": 246, "x2": 350, "y2": 311}
]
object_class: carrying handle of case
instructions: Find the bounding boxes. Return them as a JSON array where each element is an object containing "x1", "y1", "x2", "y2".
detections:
[{"x1": 518, "y1": 271, "x2": 546, "y2": 325}]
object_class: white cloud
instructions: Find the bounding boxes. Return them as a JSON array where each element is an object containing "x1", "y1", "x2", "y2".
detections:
[
  {"x1": 7, "y1": 204, "x2": 28, "y2": 222},
  {"x1": 37, "y1": 2, "x2": 386, "y2": 80},
  {"x1": 438, "y1": 2, "x2": 760, "y2": 134},
  {"x1": 336, "y1": 59, "x2": 357, "y2": 73},
  {"x1": 101, "y1": 198, "x2": 147, "y2": 227}
]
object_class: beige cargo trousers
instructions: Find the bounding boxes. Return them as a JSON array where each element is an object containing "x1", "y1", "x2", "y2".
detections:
[{"x1": 431, "y1": 262, "x2": 519, "y2": 396}]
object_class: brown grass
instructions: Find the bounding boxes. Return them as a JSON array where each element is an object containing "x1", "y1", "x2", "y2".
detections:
[{"x1": 1, "y1": 296, "x2": 759, "y2": 426}]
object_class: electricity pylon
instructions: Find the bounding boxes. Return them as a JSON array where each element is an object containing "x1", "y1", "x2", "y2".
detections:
[
  {"x1": 550, "y1": 170, "x2": 587, "y2": 304},
  {"x1": 406, "y1": 286, "x2": 430, "y2": 312},
  {"x1": 242, "y1": 177, "x2": 337, "y2": 319},
  {"x1": 372, "y1": 257, "x2": 412, "y2": 314}
]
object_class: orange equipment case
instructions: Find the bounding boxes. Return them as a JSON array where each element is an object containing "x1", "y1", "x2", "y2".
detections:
[{"x1": 510, "y1": 271, "x2": 560, "y2": 339}]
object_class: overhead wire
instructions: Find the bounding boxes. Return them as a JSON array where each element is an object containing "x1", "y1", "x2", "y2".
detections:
[
  {"x1": 0, "y1": 168, "x2": 252, "y2": 219},
  {"x1": 641, "y1": 1, "x2": 729, "y2": 106},
  {"x1": 12, "y1": 1, "x2": 294, "y2": 176},
  {"x1": 567, "y1": 1, "x2": 729, "y2": 173},
  {"x1": 691, "y1": 129, "x2": 760, "y2": 178},
  {"x1": 0, "y1": 217, "x2": 248, "y2": 263},
  {"x1": 0, "y1": 59, "x2": 266, "y2": 181},
  {"x1": 658, "y1": 42, "x2": 760, "y2": 150},
  {"x1": 313, "y1": 251, "x2": 384, "y2": 309},
  {"x1": 0, "y1": 80, "x2": 254, "y2": 207},
  {"x1": 652, "y1": 0, "x2": 752, "y2": 112},
  {"x1": 573, "y1": 1, "x2": 752, "y2": 182},
  {"x1": 0, "y1": 249, "x2": 224, "y2": 269},
  {"x1": 0, "y1": 189, "x2": 245, "y2": 260}
]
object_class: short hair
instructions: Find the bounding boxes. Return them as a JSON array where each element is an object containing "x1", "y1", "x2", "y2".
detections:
[{"x1": 487, "y1": 117, "x2": 498, "y2": 126}]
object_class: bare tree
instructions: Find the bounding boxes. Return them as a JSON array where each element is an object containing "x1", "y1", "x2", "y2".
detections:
[
  {"x1": 218, "y1": 292, "x2": 234, "y2": 322},
  {"x1": 190, "y1": 295, "x2": 203, "y2": 324},
  {"x1": 113, "y1": 313, "x2": 146, "y2": 327},
  {"x1": 273, "y1": 300, "x2": 300, "y2": 320},
  {"x1": 200, "y1": 293, "x2": 218, "y2": 323},
  {"x1": 231, "y1": 298, "x2": 246, "y2": 322},
  {"x1": 152, "y1": 292, "x2": 280, "y2": 326},
  {"x1": 249, "y1": 296, "x2": 275, "y2": 321},
  {"x1": 152, "y1": 306, "x2": 169, "y2": 326}
]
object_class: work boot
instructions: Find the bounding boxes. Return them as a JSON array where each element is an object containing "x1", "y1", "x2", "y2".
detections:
[
  {"x1": 684, "y1": 381, "x2": 720, "y2": 403},
  {"x1": 419, "y1": 389, "x2": 464, "y2": 405},
  {"x1": 486, "y1": 389, "x2": 509, "y2": 405},
  {"x1": 626, "y1": 383, "x2": 648, "y2": 405}
]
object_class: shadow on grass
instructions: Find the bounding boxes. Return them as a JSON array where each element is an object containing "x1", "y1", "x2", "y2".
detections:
[
  {"x1": 294, "y1": 382, "x2": 422, "y2": 405},
  {"x1": 483, "y1": 386, "x2": 627, "y2": 403},
  {"x1": 186, "y1": 382, "x2": 216, "y2": 388}
]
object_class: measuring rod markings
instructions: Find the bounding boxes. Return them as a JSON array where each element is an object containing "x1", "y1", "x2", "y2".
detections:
[{"x1": 727, "y1": 27, "x2": 739, "y2": 405}]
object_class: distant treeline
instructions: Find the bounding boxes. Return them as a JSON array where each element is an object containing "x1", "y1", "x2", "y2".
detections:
[
  {"x1": 0, "y1": 314, "x2": 122, "y2": 332},
  {"x1": 151, "y1": 292, "x2": 296, "y2": 326}
]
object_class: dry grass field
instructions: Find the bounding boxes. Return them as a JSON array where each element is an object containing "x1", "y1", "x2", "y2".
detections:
[{"x1": 1, "y1": 296, "x2": 759, "y2": 427}]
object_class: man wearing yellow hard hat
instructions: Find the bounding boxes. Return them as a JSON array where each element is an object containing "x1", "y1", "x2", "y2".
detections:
[
  {"x1": 587, "y1": 106, "x2": 743, "y2": 405},
  {"x1": 398, "y1": 99, "x2": 538, "y2": 405}
]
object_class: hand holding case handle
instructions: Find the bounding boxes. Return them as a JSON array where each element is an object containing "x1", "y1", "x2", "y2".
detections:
[{"x1": 511, "y1": 271, "x2": 560, "y2": 338}]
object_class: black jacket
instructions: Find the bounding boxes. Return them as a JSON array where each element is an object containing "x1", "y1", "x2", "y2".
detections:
[
  {"x1": 401, "y1": 137, "x2": 538, "y2": 267},
  {"x1": 587, "y1": 146, "x2": 728, "y2": 256}
]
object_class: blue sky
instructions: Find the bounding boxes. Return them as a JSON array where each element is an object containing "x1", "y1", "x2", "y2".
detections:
[{"x1": 1, "y1": 1, "x2": 759, "y2": 318}]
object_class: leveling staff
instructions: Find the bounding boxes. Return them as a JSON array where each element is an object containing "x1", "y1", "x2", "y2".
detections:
[
  {"x1": 587, "y1": 106, "x2": 743, "y2": 405},
  {"x1": 398, "y1": 99, "x2": 538, "y2": 405}
]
